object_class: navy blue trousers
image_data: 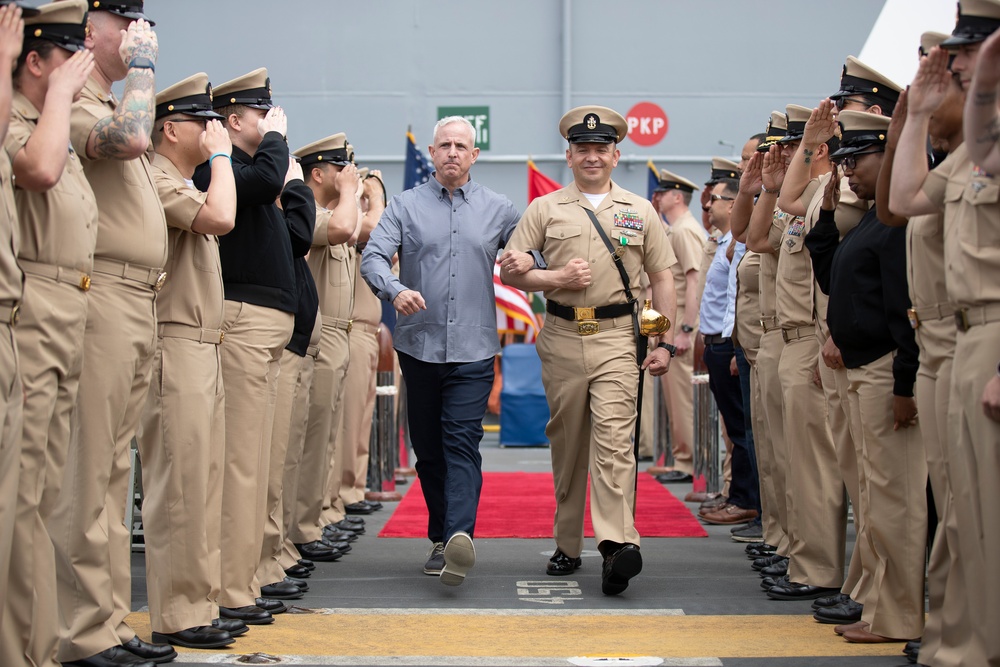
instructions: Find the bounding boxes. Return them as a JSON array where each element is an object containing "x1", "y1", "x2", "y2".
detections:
[
  {"x1": 703, "y1": 339, "x2": 759, "y2": 511},
  {"x1": 735, "y1": 348, "x2": 762, "y2": 514},
  {"x1": 397, "y1": 352, "x2": 494, "y2": 543}
]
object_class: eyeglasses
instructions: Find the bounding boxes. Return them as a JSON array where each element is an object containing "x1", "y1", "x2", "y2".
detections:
[
  {"x1": 709, "y1": 194, "x2": 735, "y2": 202},
  {"x1": 834, "y1": 96, "x2": 869, "y2": 111},
  {"x1": 832, "y1": 150, "x2": 884, "y2": 170}
]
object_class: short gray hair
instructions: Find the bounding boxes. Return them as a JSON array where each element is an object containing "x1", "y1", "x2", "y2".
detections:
[{"x1": 432, "y1": 116, "x2": 476, "y2": 146}]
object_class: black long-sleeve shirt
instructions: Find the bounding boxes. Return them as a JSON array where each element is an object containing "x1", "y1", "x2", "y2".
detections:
[
  {"x1": 806, "y1": 205, "x2": 918, "y2": 397},
  {"x1": 193, "y1": 131, "x2": 315, "y2": 313}
]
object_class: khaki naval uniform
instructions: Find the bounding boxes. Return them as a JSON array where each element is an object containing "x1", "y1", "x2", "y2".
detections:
[
  {"x1": 0, "y1": 142, "x2": 24, "y2": 651},
  {"x1": 507, "y1": 182, "x2": 676, "y2": 555},
  {"x1": 783, "y1": 174, "x2": 864, "y2": 589},
  {"x1": 280, "y1": 315, "x2": 322, "y2": 570},
  {"x1": 338, "y1": 246, "x2": 382, "y2": 507},
  {"x1": 904, "y1": 209, "x2": 968, "y2": 666},
  {"x1": 923, "y1": 142, "x2": 1000, "y2": 665},
  {"x1": 290, "y1": 205, "x2": 353, "y2": 542},
  {"x1": 49, "y1": 75, "x2": 167, "y2": 661},
  {"x1": 747, "y1": 211, "x2": 788, "y2": 553},
  {"x1": 663, "y1": 211, "x2": 703, "y2": 475},
  {"x1": 1, "y1": 93, "x2": 96, "y2": 667},
  {"x1": 136, "y1": 153, "x2": 226, "y2": 634}
]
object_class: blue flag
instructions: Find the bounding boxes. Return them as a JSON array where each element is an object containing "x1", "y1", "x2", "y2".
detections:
[
  {"x1": 647, "y1": 159, "x2": 660, "y2": 201},
  {"x1": 404, "y1": 131, "x2": 433, "y2": 190}
]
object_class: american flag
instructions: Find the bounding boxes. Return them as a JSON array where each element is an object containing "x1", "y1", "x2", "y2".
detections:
[
  {"x1": 404, "y1": 130, "x2": 433, "y2": 190},
  {"x1": 494, "y1": 263, "x2": 541, "y2": 343}
]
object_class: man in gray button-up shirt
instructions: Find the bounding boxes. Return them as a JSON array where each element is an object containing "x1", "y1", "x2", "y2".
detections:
[{"x1": 361, "y1": 116, "x2": 522, "y2": 587}]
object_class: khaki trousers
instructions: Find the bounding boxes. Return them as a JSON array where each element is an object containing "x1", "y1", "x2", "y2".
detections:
[
  {"x1": 783, "y1": 333, "x2": 847, "y2": 588},
  {"x1": 290, "y1": 323, "x2": 349, "y2": 543},
  {"x1": 50, "y1": 277, "x2": 155, "y2": 661},
  {"x1": 914, "y1": 318, "x2": 977, "y2": 667},
  {"x1": 280, "y1": 320, "x2": 321, "y2": 569},
  {"x1": 949, "y1": 321, "x2": 1000, "y2": 665},
  {"x1": 339, "y1": 324, "x2": 379, "y2": 506},
  {"x1": 753, "y1": 330, "x2": 788, "y2": 552},
  {"x1": 217, "y1": 301, "x2": 293, "y2": 608},
  {"x1": 137, "y1": 336, "x2": 224, "y2": 633},
  {"x1": 661, "y1": 309, "x2": 694, "y2": 474},
  {"x1": 536, "y1": 315, "x2": 639, "y2": 557},
  {"x1": 846, "y1": 352, "x2": 926, "y2": 639},
  {"x1": 258, "y1": 349, "x2": 305, "y2": 587},
  {"x1": 0, "y1": 324, "x2": 22, "y2": 651},
  {"x1": 0, "y1": 277, "x2": 85, "y2": 667}
]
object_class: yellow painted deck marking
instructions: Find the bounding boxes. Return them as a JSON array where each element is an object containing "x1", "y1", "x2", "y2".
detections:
[{"x1": 127, "y1": 612, "x2": 903, "y2": 659}]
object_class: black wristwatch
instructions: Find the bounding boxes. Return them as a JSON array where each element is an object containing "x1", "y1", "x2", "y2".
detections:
[
  {"x1": 657, "y1": 342, "x2": 677, "y2": 357},
  {"x1": 680, "y1": 324, "x2": 694, "y2": 334}
]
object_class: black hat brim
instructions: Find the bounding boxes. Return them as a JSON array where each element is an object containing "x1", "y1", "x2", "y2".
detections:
[
  {"x1": 777, "y1": 133, "x2": 803, "y2": 144},
  {"x1": 105, "y1": 9, "x2": 155, "y2": 25},
  {"x1": 830, "y1": 142, "x2": 881, "y2": 159},
  {"x1": 184, "y1": 109, "x2": 225, "y2": 120},
  {"x1": 567, "y1": 132, "x2": 616, "y2": 144},
  {"x1": 2, "y1": 2, "x2": 39, "y2": 17}
]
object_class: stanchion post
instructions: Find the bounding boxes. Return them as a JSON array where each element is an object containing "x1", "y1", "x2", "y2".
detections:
[
  {"x1": 366, "y1": 325, "x2": 403, "y2": 502},
  {"x1": 646, "y1": 374, "x2": 675, "y2": 474},
  {"x1": 685, "y1": 372, "x2": 721, "y2": 502}
]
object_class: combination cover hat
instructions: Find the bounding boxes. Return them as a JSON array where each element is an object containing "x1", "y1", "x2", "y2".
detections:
[
  {"x1": 155, "y1": 72, "x2": 224, "y2": 120},
  {"x1": 24, "y1": 0, "x2": 87, "y2": 51},
  {"x1": 293, "y1": 133, "x2": 353, "y2": 168},
  {"x1": 559, "y1": 105, "x2": 628, "y2": 144},
  {"x1": 87, "y1": 0, "x2": 153, "y2": 25},
  {"x1": 213, "y1": 68, "x2": 274, "y2": 110}
]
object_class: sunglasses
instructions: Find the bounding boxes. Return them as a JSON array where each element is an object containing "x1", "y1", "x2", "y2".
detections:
[
  {"x1": 834, "y1": 96, "x2": 869, "y2": 111},
  {"x1": 709, "y1": 194, "x2": 735, "y2": 202}
]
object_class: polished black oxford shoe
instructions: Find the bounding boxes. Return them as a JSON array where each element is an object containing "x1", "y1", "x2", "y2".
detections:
[
  {"x1": 330, "y1": 519, "x2": 365, "y2": 534},
  {"x1": 219, "y1": 605, "x2": 273, "y2": 625},
  {"x1": 295, "y1": 541, "x2": 343, "y2": 562},
  {"x1": 284, "y1": 563, "x2": 311, "y2": 578},
  {"x1": 766, "y1": 582, "x2": 840, "y2": 601},
  {"x1": 63, "y1": 646, "x2": 156, "y2": 667},
  {"x1": 655, "y1": 470, "x2": 693, "y2": 484},
  {"x1": 254, "y1": 598, "x2": 288, "y2": 614},
  {"x1": 260, "y1": 581, "x2": 303, "y2": 600},
  {"x1": 813, "y1": 599, "x2": 863, "y2": 624},
  {"x1": 344, "y1": 501, "x2": 374, "y2": 515},
  {"x1": 212, "y1": 617, "x2": 248, "y2": 637},
  {"x1": 752, "y1": 553, "x2": 786, "y2": 571},
  {"x1": 121, "y1": 636, "x2": 176, "y2": 663},
  {"x1": 284, "y1": 575, "x2": 309, "y2": 592},
  {"x1": 151, "y1": 626, "x2": 233, "y2": 650},
  {"x1": 760, "y1": 559, "x2": 789, "y2": 578},
  {"x1": 298, "y1": 558, "x2": 315, "y2": 570},
  {"x1": 813, "y1": 592, "x2": 850, "y2": 609},
  {"x1": 319, "y1": 535, "x2": 352, "y2": 552},
  {"x1": 601, "y1": 544, "x2": 642, "y2": 595},
  {"x1": 364, "y1": 499, "x2": 383, "y2": 510},
  {"x1": 546, "y1": 549, "x2": 582, "y2": 576},
  {"x1": 322, "y1": 525, "x2": 359, "y2": 542}
]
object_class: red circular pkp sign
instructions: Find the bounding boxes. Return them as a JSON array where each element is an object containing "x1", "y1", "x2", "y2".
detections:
[{"x1": 626, "y1": 102, "x2": 669, "y2": 146}]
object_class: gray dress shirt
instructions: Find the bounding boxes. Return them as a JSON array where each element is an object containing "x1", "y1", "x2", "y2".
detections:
[{"x1": 361, "y1": 175, "x2": 520, "y2": 363}]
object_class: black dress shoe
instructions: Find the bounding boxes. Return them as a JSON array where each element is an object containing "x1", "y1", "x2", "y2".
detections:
[
  {"x1": 63, "y1": 646, "x2": 157, "y2": 667},
  {"x1": 812, "y1": 592, "x2": 850, "y2": 609},
  {"x1": 284, "y1": 564, "x2": 311, "y2": 579},
  {"x1": 760, "y1": 559, "x2": 788, "y2": 577},
  {"x1": 767, "y1": 582, "x2": 840, "y2": 601},
  {"x1": 219, "y1": 605, "x2": 273, "y2": 625},
  {"x1": 655, "y1": 470, "x2": 693, "y2": 484},
  {"x1": 260, "y1": 581, "x2": 304, "y2": 600},
  {"x1": 322, "y1": 526, "x2": 358, "y2": 542},
  {"x1": 760, "y1": 574, "x2": 788, "y2": 591},
  {"x1": 344, "y1": 501, "x2": 374, "y2": 515},
  {"x1": 151, "y1": 626, "x2": 233, "y2": 650},
  {"x1": 121, "y1": 636, "x2": 177, "y2": 663},
  {"x1": 546, "y1": 550, "x2": 582, "y2": 576},
  {"x1": 342, "y1": 515, "x2": 365, "y2": 525},
  {"x1": 601, "y1": 544, "x2": 642, "y2": 596},
  {"x1": 284, "y1": 575, "x2": 309, "y2": 592},
  {"x1": 904, "y1": 639, "x2": 921, "y2": 664},
  {"x1": 212, "y1": 617, "x2": 248, "y2": 637},
  {"x1": 364, "y1": 499, "x2": 383, "y2": 510},
  {"x1": 752, "y1": 553, "x2": 786, "y2": 571},
  {"x1": 319, "y1": 536, "x2": 352, "y2": 552},
  {"x1": 745, "y1": 543, "x2": 777, "y2": 559},
  {"x1": 295, "y1": 541, "x2": 343, "y2": 562},
  {"x1": 298, "y1": 558, "x2": 315, "y2": 570},
  {"x1": 255, "y1": 598, "x2": 288, "y2": 614},
  {"x1": 330, "y1": 519, "x2": 365, "y2": 534},
  {"x1": 813, "y1": 599, "x2": 863, "y2": 623}
]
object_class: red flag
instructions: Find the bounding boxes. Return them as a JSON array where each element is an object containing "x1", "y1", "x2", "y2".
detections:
[
  {"x1": 494, "y1": 263, "x2": 540, "y2": 343},
  {"x1": 528, "y1": 160, "x2": 562, "y2": 202}
]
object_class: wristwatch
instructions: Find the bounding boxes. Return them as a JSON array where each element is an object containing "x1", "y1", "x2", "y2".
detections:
[
  {"x1": 680, "y1": 323, "x2": 694, "y2": 334},
  {"x1": 128, "y1": 57, "x2": 155, "y2": 72},
  {"x1": 657, "y1": 342, "x2": 677, "y2": 357}
]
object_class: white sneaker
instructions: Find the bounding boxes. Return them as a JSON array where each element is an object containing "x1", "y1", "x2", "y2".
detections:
[{"x1": 440, "y1": 531, "x2": 475, "y2": 586}]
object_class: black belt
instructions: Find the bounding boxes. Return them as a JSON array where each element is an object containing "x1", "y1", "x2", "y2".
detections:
[
  {"x1": 703, "y1": 334, "x2": 730, "y2": 346},
  {"x1": 546, "y1": 300, "x2": 633, "y2": 321}
]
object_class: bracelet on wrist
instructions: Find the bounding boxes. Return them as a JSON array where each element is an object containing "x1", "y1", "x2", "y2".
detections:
[
  {"x1": 209, "y1": 152, "x2": 232, "y2": 163},
  {"x1": 127, "y1": 56, "x2": 155, "y2": 72},
  {"x1": 761, "y1": 185, "x2": 780, "y2": 195}
]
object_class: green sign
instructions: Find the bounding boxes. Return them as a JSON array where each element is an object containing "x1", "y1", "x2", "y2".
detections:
[{"x1": 437, "y1": 106, "x2": 490, "y2": 151}]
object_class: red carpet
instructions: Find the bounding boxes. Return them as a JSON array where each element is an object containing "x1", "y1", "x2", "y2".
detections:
[{"x1": 379, "y1": 472, "x2": 708, "y2": 538}]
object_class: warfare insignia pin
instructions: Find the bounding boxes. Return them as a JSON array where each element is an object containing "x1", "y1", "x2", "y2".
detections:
[{"x1": 586, "y1": 114, "x2": 598, "y2": 130}]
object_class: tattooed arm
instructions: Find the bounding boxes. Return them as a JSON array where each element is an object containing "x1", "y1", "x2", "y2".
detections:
[
  {"x1": 966, "y1": 30, "x2": 1000, "y2": 171},
  {"x1": 85, "y1": 20, "x2": 158, "y2": 161}
]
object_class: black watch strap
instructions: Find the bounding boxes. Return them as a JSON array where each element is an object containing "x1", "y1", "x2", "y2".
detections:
[{"x1": 658, "y1": 342, "x2": 677, "y2": 357}]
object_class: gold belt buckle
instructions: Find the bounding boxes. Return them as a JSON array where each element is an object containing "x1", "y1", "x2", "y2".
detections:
[
  {"x1": 578, "y1": 320, "x2": 599, "y2": 336},
  {"x1": 219, "y1": 331, "x2": 225, "y2": 343},
  {"x1": 907, "y1": 307, "x2": 920, "y2": 330},
  {"x1": 574, "y1": 307, "x2": 595, "y2": 321},
  {"x1": 79, "y1": 274, "x2": 91, "y2": 292},
  {"x1": 9, "y1": 304, "x2": 19, "y2": 327},
  {"x1": 154, "y1": 271, "x2": 167, "y2": 292},
  {"x1": 955, "y1": 307, "x2": 970, "y2": 332},
  {"x1": 346, "y1": 319, "x2": 353, "y2": 333}
]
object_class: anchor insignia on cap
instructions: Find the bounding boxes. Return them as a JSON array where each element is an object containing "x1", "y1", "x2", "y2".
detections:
[{"x1": 586, "y1": 114, "x2": 598, "y2": 130}]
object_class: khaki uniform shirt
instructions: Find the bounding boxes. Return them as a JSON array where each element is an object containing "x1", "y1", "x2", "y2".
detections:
[
  {"x1": 734, "y1": 250, "x2": 762, "y2": 353},
  {"x1": 0, "y1": 150, "x2": 22, "y2": 304},
  {"x1": 906, "y1": 213, "x2": 948, "y2": 310},
  {"x1": 5, "y1": 92, "x2": 98, "y2": 273},
  {"x1": 350, "y1": 246, "x2": 381, "y2": 325},
  {"x1": 667, "y1": 210, "x2": 704, "y2": 326},
  {"x1": 758, "y1": 209, "x2": 786, "y2": 321},
  {"x1": 150, "y1": 153, "x2": 224, "y2": 330},
  {"x1": 70, "y1": 76, "x2": 166, "y2": 269},
  {"x1": 508, "y1": 181, "x2": 675, "y2": 306},
  {"x1": 922, "y1": 142, "x2": 1000, "y2": 307},
  {"x1": 307, "y1": 204, "x2": 354, "y2": 321}
]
